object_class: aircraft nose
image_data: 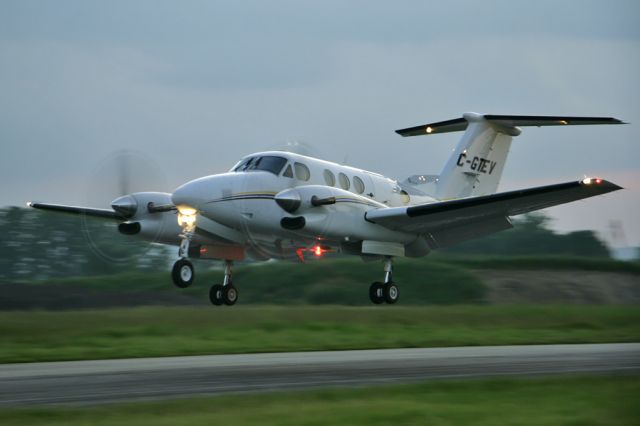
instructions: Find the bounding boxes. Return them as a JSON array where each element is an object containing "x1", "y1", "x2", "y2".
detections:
[{"x1": 172, "y1": 179, "x2": 204, "y2": 211}]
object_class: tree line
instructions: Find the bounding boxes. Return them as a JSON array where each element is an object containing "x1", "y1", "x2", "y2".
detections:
[
  {"x1": 0, "y1": 207, "x2": 614, "y2": 281},
  {"x1": 0, "y1": 207, "x2": 168, "y2": 280}
]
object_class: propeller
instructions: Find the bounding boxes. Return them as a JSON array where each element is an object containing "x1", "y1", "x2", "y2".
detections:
[{"x1": 80, "y1": 149, "x2": 169, "y2": 264}]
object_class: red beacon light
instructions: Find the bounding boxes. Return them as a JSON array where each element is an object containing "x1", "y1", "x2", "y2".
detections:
[{"x1": 295, "y1": 244, "x2": 331, "y2": 262}]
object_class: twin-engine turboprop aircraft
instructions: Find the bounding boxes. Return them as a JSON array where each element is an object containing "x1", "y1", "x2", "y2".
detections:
[{"x1": 30, "y1": 113, "x2": 624, "y2": 306}]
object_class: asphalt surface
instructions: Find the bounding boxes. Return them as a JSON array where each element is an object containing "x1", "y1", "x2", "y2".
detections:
[{"x1": 1, "y1": 343, "x2": 638, "y2": 406}]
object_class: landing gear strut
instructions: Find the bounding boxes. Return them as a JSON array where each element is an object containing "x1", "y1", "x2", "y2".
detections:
[
  {"x1": 369, "y1": 257, "x2": 399, "y2": 305},
  {"x1": 210, "y1": 260, "x2": 238, "y2": 306},
  {"x1": 172, "y1": 209, "x2": 197, "y2": 289}
]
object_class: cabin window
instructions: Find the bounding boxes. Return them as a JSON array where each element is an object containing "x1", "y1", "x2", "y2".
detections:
[
  {"x1": 353, "y1": 176, "x2": 365, "y2": 194},
  {"x1": 294, "y1": 162, "x2": 310, "y2": 181},
  {"x1": 234, "y1": 156, "x2": 287, "y2": 175},
  {"x1": 282, "y1": 164, "x2": 294, "y2": 178},
  {"x1": 338, "y1": 172, "x2": 350, "y2": 190},
  {"x1": 323, "y1": 169, "x2": 335, "y2": 186}
]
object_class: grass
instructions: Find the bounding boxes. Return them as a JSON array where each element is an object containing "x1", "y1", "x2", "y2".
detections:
[
  {"x1": 1, "y1": 305, "x2": 639, "y2": 363},
  {"x1": 18, "y1": 256, "x2": 639, "y2": 307},
  {"x1": 24, "y1": 258, "x2": 487, "y2": 305},
  {"x1": 0, "y1": 375, "x2": 638, "y2": 425},
  {"x1": 435, "y1": 255, "x2": 640, "y2": 273}
]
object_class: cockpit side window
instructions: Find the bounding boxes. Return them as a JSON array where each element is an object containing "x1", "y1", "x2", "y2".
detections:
[
  {"x1": 234, "y1": 156, "x2": 288, "y2": 175},
  {"x1": 282, "y1": 164, "x2": 294, "y2": 178},
  {"x1": 233, "y1": 157, "x2": 255, "y2": 172}
]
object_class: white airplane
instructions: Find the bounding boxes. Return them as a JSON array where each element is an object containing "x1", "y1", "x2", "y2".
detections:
[{"x1": 29, "y1": 113, "x2": 624, "y2": 306}]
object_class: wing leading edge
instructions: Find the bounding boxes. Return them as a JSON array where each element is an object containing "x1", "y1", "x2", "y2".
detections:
[
  {"x1": 365, "y1": 179, "x2": 622, "y2": 248},
  {"x1": 28, "y1": 202, "x2": 124, "y2": 219}
]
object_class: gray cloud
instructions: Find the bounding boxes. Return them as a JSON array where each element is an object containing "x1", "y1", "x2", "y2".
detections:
[{"x1": 1, "y1": 0, "x2": 638, "y2": 245}]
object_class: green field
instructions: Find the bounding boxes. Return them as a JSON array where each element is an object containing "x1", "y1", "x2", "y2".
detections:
[
  {"x1": 1, "y1": 375, "x2": 637, "y2": 425},
  {"x1": 16, "y1": 256, "x2": 639, "y2": 307},
  {"x1": 1, "y1": 305, "x2": 639, "y2": 363}
]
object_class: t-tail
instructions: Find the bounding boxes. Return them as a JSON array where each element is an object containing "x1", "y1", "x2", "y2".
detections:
[{"x1": 396, "y1": 113, "x2": 625, "y2": 200}]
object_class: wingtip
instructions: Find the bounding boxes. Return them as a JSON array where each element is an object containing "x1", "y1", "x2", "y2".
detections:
[{"x1": 580, "y1": 178, "x2": 623, "y2": 192}]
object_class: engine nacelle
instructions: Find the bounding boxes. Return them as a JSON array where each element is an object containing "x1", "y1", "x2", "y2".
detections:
[
  {"x1": 274, "y1": 185, "x2": 413, "y2": 244},
  {"x1": 114, "y1": 192, "x2": 182, "y2": 245},
  {"x1": 275, "y1": 185, "x2": 336, "y2": 213}
]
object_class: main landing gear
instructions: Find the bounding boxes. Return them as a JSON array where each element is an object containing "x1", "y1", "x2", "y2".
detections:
[
  {"x1": 209, "y1": 260, "x2": 238, "y2": 306},
  {"x1": 369, "y1": 257, "x2": 399, "y2": 305}
]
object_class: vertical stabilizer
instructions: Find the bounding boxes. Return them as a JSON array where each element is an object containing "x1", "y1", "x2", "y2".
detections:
[
  {"x1": 395, "y1": 113, "x2": 624, "y2": 201},
  {"x1": 435, "y1": 113, "x2": 516, "y2": 199}
]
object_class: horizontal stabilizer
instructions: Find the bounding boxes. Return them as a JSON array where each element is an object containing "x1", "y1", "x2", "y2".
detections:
[{"x1": 396, "y1": 114, "x2": 625, "y2": 137}]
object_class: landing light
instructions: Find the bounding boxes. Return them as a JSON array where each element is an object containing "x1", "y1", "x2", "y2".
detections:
[
  {"x1": 177, "y1": 205, "x2": 197, "y2": 228},
  {"x1": 178, "y1": 212, "x2": 197, "y2": 227},
  {"x1": 177, "y1": 206, "x2": 197, "y2": 215},
  {"x1": 426, "y1": 126, "x2": 433, "y2": 134}
]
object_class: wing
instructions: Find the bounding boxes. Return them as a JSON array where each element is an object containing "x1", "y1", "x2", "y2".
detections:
[
  {"x1": 365, "y1": 179, "x2": 622, "y2": 248},
  {"x1": 27, "y1": 202, "x2": 124, "y2": 219}
]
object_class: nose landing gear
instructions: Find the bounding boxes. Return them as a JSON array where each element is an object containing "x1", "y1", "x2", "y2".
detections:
[
  {"x1": 369, "y1": 257, "x2": 399, "y2": 305},
  {"x1": 172, "y1": 224, "x2": 196, "y2": 288}
]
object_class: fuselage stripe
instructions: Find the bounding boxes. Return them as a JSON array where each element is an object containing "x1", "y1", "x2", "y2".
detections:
[{"x1": 204, "y1": 193, "x2": 382, "y2": 208}]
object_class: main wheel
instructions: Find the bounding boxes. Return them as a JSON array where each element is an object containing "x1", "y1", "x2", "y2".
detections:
[
  {"x1": 384, "y1": 282, "x2": 399, "y2": 304},
  {"x1": 209, "y1": 284, "x2": 224, "y2": 306},
  {"x1": 223, "y1": 286, "x2": 238, "y2": 306},
  {"x1": 369, "y1": 282, "x2": 385, "y2": 304},
  {"x1": 172, "y1": 259, "x2": 194, "y2": 288}
]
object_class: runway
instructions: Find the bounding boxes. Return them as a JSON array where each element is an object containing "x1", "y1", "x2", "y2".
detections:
[{"x1": 1, "y1": 343, "x2": 638, "y2": 406}]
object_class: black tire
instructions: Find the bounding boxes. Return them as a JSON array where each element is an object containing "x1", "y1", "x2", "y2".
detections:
[
  {"x1": 369, "y1": 282, "x2": 385, "y2": 304},
  {"x1": 223, "y1": 285, "x2": 238, "y2": 306},
  {"x1": 384, "y1": 282, "x2": 399, "y2": 304},
  {"x1": 209, "y1": 284, "x2": 224, "y2": 306},
  {"x1": 172, "y1": 259, "x2": 194, "y2": 288}
]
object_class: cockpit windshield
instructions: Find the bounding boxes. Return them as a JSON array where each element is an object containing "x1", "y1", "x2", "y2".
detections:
[{"x1": 233, "y1": 156, "x2": 288, "y2": 175}]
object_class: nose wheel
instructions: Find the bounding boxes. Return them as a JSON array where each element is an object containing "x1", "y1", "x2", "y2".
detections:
[
  {"x1": 172, "y1": 258, "x2": 195, "y2": 288},
  {"x1": 369, "y1": 257, "x2": 399, "y2": 305}
]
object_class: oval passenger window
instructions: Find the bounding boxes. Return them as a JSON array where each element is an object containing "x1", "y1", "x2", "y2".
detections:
[
  {"x1": 353, "y1": 176, "x2": 365, "y2": 194},
  {"x1": 338, "y1": 173, "x2": 350, "y2": 190},
  {"x1": 323, "y1": 169, "x2": 335, "y2": 186}
]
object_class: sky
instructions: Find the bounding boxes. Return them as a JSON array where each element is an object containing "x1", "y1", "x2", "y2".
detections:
[{"x1": 1, "y1": 0, "x2": 639, "y2": 247}]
